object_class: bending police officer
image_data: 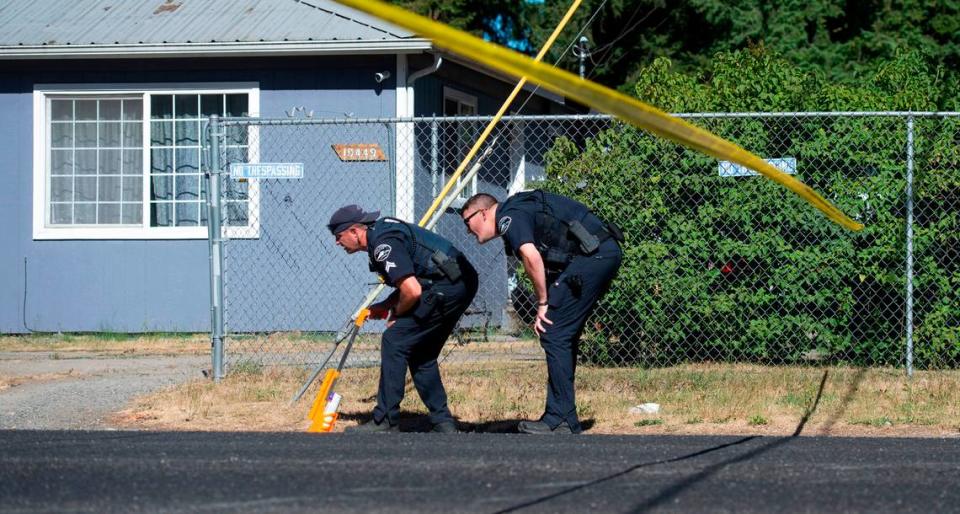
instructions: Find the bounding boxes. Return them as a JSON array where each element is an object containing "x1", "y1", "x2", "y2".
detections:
[
  {"x1": 329, "y1": 205, "x2": 479, "y2": 433},
  {"x1": 461, "y1": 191, "x2": 622, "y2": 434}
]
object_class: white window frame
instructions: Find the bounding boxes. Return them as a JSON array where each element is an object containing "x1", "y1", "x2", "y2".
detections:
[
  {"x1": 443, "y1": 86, "x2": 478, "y2": 115},
  {"x1": 32, "y1": 82, "x2": 260, "y2": 240},
  {"x1": 441, "y1": 86, "x2": 479, "y2": 206}
]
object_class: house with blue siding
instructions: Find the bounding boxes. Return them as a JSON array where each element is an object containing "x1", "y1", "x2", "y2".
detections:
[{"x1": 0, "y1": 0, "x2": 570, "y2": 334}]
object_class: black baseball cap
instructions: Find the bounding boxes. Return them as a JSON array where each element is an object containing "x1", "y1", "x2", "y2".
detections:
[{"x1": 328, "y1": 205, "x2": 380, "y2": 235}]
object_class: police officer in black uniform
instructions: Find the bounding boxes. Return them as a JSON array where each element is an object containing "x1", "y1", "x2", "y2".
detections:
[
  {"x1": 461, "y1": 191, "x2": 622, "y2": 434},
  {"x1": 328, "y1": 205, "x2": 478, "y2": 433}
]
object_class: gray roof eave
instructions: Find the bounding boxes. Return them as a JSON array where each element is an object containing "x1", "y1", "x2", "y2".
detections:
[{"x1": 0, "y1": 39, "x2": 433, "y2": 59}]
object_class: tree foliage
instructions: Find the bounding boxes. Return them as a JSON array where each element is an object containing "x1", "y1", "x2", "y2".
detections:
[{"x1": 389, "y1": 0, "x2": 960, "y2": 108}]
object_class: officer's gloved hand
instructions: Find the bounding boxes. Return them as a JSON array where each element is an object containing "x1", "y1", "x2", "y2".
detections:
[{"x1": 368, "y1": 302, "x2": 392, "y2": 320}]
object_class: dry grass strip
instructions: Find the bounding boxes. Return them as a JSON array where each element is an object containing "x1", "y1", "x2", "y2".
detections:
[
  {"x1": 113, "y1": 363, "x2": 960, "y2": 437},
  {"x1": 0, "y1": 370, "x2": 80, "y2": 392},
  {"x1": 0, "y1": 334, "x2": 207, "y2": 355}
]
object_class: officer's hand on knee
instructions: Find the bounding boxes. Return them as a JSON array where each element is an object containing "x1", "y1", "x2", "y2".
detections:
[{"x1": 534, "y1": 305, "x2": 553, "y2": 335}]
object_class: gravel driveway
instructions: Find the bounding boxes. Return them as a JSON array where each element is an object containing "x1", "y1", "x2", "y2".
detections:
[{"x1": 0, "y1": 352, "x2": 206, "y2": 430}]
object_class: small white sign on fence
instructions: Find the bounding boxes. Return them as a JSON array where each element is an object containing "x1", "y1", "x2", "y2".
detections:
[
  {"x1": 718, "y1": 157, "x2": 796, "y2": 177},
  {"x1": 230, "y1": 163, "x2": 304, "y2": 179}
]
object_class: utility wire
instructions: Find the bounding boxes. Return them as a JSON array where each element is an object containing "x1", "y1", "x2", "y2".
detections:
[
  {"x1": 582, "y1": 2, "x2": 645, "y2": 68},
  {"x1": 587, "y1": 4, "x2": 660, "y2": 81},
  {"x1": 588, "y1": 11, "x2": 670, "y2": 81},
  {"x1": 588, "y1": 2, "x2": 657, "y2": 55},
  {"x1": 513, "y1": 0, "x2": 609, "y2": 114}
]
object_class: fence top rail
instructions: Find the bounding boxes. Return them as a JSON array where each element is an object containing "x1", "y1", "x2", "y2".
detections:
[{"x1": 216, "y1": 111, "x2": 960, "y2": 126}]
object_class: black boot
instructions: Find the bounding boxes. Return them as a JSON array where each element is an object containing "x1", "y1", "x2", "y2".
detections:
[
  {"x1": 345, "y1": 418, "x2": 398, "y2": 433},
  {"x1": 517, "y1": 420, "x2": 574, "y2": 434},
  {"x1": 431, "y1": 421, "x2": 460, "y2": 433}
]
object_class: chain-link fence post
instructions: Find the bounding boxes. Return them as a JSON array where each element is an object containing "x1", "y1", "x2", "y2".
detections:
[
  {"x1": 905, "y1": 114, "x2": 915, "y2": 377},
  {"x1": 205, "y1": 114, "x2": 226, "y2": 381},
  {"x1": 430, "y1": 120, "x2": 439, "y2": 197}
]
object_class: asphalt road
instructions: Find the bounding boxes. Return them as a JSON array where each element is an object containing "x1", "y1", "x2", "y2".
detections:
[{"x1": 2, "y1": 431, "x2": 957, "y2": 513}]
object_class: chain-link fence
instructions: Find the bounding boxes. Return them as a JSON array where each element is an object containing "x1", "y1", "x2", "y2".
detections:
[{"x1": 204, "y1": 112, "x2": 959, "y2": 375}]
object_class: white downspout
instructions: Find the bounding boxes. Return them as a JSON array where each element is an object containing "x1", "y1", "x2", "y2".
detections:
[{"x1": 395, "y1": 53, "x2": 442, "y2": 221}]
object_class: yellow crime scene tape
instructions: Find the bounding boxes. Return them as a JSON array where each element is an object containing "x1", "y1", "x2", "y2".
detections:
[{"x1": 334, "y1": 0, "x2": 864, "y2": 232}]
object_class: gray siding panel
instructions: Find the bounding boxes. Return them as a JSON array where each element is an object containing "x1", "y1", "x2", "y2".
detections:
[
  {"x1": 23, "y1": 241, "x2": 209, "y2": 332},
  {"x1": 0, "y1": 86, "x2": 27, "y2": 332}
]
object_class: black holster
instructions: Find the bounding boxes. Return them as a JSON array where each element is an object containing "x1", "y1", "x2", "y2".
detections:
[
  {"x1": 564, "y1": 274, "x2": 584, "y2": 298},
  {"x1": 431, "y1": 251, "x2": 462, "y2": 282},
  {"x1": 412, "y1": 289, "x2": 445, "y2": 319},
  {"x1": 543, "y1": 247, "x2": 573, "y2": 271},
  {"x1": 568, "y1": 220, "x2": 600, "y2": 254}
]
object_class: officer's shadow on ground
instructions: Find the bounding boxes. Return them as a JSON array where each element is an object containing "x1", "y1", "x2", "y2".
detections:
[
  {"x1": 465, "y1": 418, "x2": 596, "y2": 434},
  {"x1": 338, "y1": 411, "x2": 595, "y2": 434}
]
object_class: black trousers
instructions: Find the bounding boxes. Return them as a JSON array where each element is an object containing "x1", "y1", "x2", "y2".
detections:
[
  {"x1": 540, "y1": 239, "x2": 622, "y2": 433},
  {"x1": 373, "y1": 262, "x2": 479, "y2": 426}
]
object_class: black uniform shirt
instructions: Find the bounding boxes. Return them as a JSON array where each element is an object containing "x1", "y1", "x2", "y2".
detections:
[
  {"x1": 495, "y1": 199, "x2": 537, "y2": 257},
  {"x1": 367, "y1": 229, "x2": 416, "y2": 287},
  {"x1": 496, "y1": 191, "x2": 601, "y2": 257}
]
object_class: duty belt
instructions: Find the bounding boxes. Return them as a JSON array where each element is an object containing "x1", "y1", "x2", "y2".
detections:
[{"x1": 541, "y1": 221, "x2": 622, "y2": 272}]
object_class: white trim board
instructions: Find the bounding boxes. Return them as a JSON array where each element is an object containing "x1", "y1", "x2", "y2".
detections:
[
  {"x1": 0, "y1": 40, "x2": 432, "y2": 60},
  {"x1": 394, "y1": 54, "x2": 415, "y2": 221}
]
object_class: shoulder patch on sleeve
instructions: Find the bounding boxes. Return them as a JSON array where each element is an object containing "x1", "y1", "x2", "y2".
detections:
[
  {"x1": 374, "y1": 244, "x2": 392, "y2": 262},
  {"x1": 498, "y1": 216, "x2": 512, "y2": 234}
]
